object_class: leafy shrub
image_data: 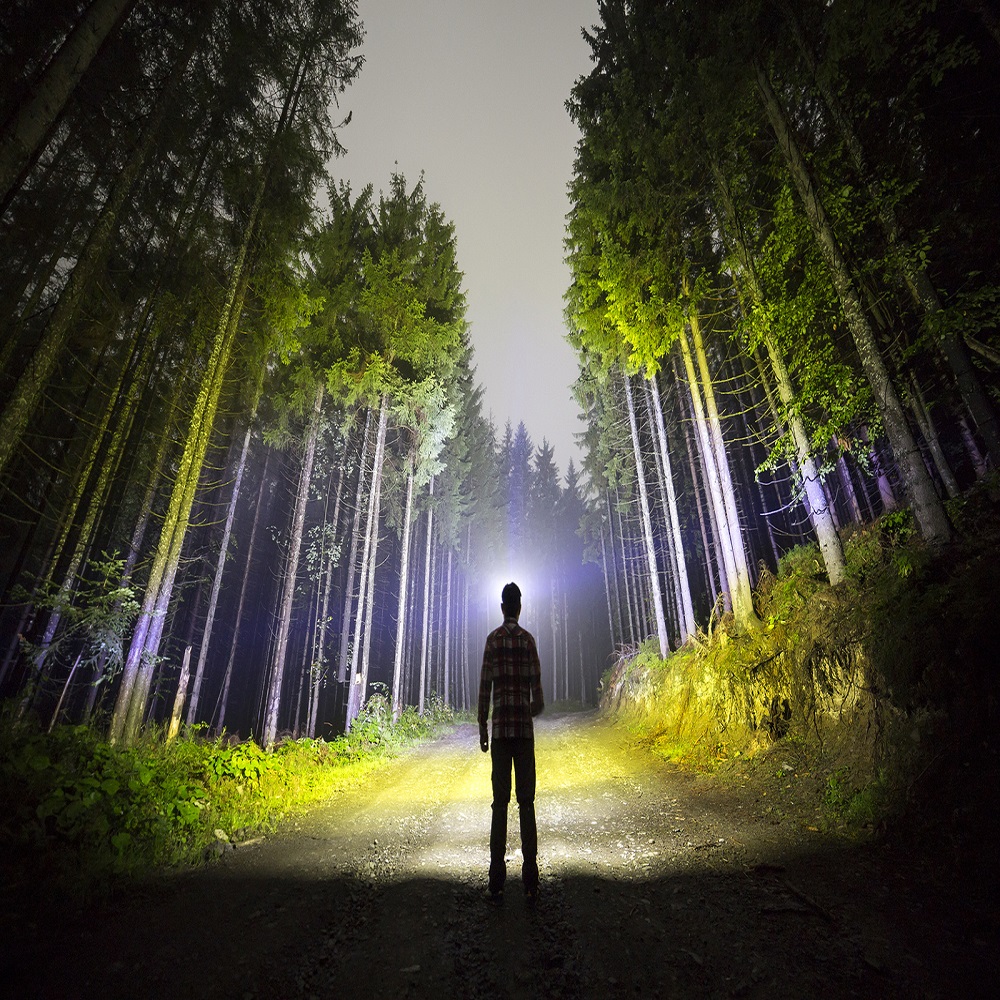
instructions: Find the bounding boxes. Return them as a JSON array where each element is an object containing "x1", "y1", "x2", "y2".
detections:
[
  {"x1": 0, "y1": 690, "x2": 459, "y2": 888},
  {"x1": 823, "y1": 766, "x2": 886, "y2": 830}
]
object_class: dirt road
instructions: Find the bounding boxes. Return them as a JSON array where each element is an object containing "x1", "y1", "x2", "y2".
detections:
[{"x1": 8, "y1": 712, "x2": 996, "y2": 998}]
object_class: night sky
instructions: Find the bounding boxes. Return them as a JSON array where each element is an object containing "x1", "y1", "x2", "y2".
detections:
[{"x1": 330, "y1": 0, "x2": 599, "y2": 478}]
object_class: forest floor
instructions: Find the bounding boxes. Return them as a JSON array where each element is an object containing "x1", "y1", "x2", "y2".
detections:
[{"x1": 4, "y1": 711, "x2": 997, "y2": 999}]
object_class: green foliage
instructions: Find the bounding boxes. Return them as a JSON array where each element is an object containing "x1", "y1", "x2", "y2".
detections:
[
  {"x1": 923, "y1": 282, "x2": 1000, "y2": 347},
  {"x1": 15, "y1": 553, "x2": 138, "y2": 689},
  {"x1": 0, "y1": 691, "x2": 458, "y2": 889},
  {"x1": 0, "y1": 720, "x2": 210, "y2": 874},
  {"x1": 335, "y1": 685, "x2": 458, "y2": 755},
  {"x1": 842, "y1": 508, "x2": 928, "y2": 583},
  {"x1": 823, "y1": 767, "x2": 886, "y2": 830}
]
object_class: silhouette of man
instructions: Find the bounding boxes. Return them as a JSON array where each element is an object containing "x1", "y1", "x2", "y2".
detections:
[{"x1": 478, "y1": 581, "x2": 544, "y2": 900}]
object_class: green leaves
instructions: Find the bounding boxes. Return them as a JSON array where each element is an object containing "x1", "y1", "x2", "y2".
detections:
[{"x1": 14, "y1": 552, "x2": 139, "y2": 683}]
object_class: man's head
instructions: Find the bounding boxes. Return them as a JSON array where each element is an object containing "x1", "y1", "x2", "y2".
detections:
[{"x1": 501, "y1": 581, "x2": 521, "y2": 619}]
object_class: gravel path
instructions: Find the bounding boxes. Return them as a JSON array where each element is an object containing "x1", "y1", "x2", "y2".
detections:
[{"x1": 8, "y1": 712, "x2": 996, "y2": 998}]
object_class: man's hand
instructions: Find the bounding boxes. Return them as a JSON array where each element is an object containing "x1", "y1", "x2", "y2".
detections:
[{"x1": 479, "y1": 725, "x2": 489, "y2": 753}]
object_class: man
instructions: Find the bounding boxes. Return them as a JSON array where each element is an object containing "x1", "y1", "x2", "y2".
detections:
[{"x1": 478, "y1": 581, "x2": 544, "y2": 901}]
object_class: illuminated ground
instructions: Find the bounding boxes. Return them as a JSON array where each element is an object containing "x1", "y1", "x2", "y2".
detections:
[{"x1": 8, "y1": 712, "x2": 996, "y2": 998}]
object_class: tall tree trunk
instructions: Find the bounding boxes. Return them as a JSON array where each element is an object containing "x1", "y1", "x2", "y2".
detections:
[
  {"x1": 404, "y1": 516, "x2": 422, "y2": 706},
  {"x1": 687, "y1": 303, "x2": 758, "y2": 627},
  {"x1": 784, "y1": 5, "x2": 1000, "y2": 465},
  {"x1": 110, "y1": 261, "x2": 248, "y2": 743},
  {"x1": 678, "y1": 327, "x2": 742, "y2": 618},
  {"x1": 649, "y1": 376, "x2": 696, "y2": 638},
  {"x1": 604, "y1": 493, "x2": 625, "y2": 646},
  {"x1": 614, "y1": 492, "x2": 637, "y2": 645},
  {"x1": 187, "y1": 422, "x2": 252, "y2": 725},
  {"x1": 263, "y1": 384, "x2": 323, "y2": 746},
  {"x1": 755, "y1": 62, "x2": 951, "y2": 545},
  {"x1": 309, "y1": 450, "x2": 345, "y2": 737},
  {"x1": 166, "y1": 645, "x2": 192, "y2": 742},
  {"x1": 214, "y1": 450, "x2": 270, "y2": 735},
  {"x1": 337, "y1": 409, "x2": 372, "y2": 684},
  {"x1": 34, "y1": 323, "x2": 148, "y2": 666},
  {"x1": 908, "y1": 377, "x2": 959, "y2": 499},
  {"x1": 430, "y1": 540, "x2": 441, "y2": 697},
  {"x1": 640, "y1": 382, "x2": 680, "y2": 638},
  {"x1": 622, "y1": 372, "x2": 669, "y2": 657},
  {"x1": 1, "y1": 169, "x2": 99, "y2": 371},
  {"x1": 391, "y1": 453, "x2": 416, "y2": 719},
  {"x1": 461, "y1": 539, "x2": 470, "y2": 710},
  {"x1": 48, "y1": 653, "x2": 82, "y2": 733},
  {"x1": 710, "y1": 161, "x2": 846, "y2": 582},
  {"x1": 549, "y1": 577, "x2": 559, "y2": 701},
  {"x1": 957, "y1": 414, "x2": 987, "y2": 479},
  {"x1": 346, "y1": 396, "x2": 388, "y2": 731},
  {"x1": 0, "y1": 0, "x2": 140, "y2": 207},
  {"x1": 418, "y1": 475, "x2": 434, "y2": 714},
  {"x1": 763, "y1": 333, "x2": 846, "y2": 582},
  {"x1": 0, "y1": 19, "x2": 201, "y2": 475},
  {"x1": 443, "y1": 547, "x2": 453, "y2": 708},
  {"x1": 356, "y1": 400, "x2": 388, "y2": 723},
  {"x1": 674, "y1": 351, "x2": 720, "y2": 606},
  {"x1": 599, "y1": 521, "x2": 617, "y2": 650}
]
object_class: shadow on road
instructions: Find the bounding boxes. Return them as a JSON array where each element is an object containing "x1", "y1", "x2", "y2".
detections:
[{"x1": 5, "y1": 832, "x2": 996, "y2": 1000}]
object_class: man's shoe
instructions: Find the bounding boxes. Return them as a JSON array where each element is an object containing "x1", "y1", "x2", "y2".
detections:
[
  {"x1": 488, "y1": 886, "x2": 504, "y2": 904},
  {"x1": 524, "y1": 884, "x2": 537, "y2": 903}
]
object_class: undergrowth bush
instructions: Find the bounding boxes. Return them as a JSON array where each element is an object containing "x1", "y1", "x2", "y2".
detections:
[
  {"x1": 0, "y1": 689, "x2": 458, "y2": 888},
  {"x1": 600, "y1": 500, "x2": 1000, "y2": 835}
]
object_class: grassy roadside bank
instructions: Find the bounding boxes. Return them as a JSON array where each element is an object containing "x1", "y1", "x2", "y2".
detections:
[
  {"x1": 601, "y1": 484, "x2": 1000, "y2": 863},
  {"x1": 0, "y1": 690, "x2": 463, "y2": 893}
]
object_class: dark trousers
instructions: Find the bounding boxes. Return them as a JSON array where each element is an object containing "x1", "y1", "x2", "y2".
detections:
[{"x1": 489, "y1": 737, "x2": 538, "y2": 891}]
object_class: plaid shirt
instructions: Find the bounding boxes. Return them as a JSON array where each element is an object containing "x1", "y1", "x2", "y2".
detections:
[{"x1": 478, "y1": 617, "x2": 544, "y2": 740}]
